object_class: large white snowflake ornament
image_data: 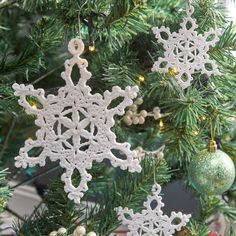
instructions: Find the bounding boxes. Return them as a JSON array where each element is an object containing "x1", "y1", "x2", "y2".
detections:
[
  {"x1": 117, "y1": 183, "x2": 191, "y2": 236},
  {"x1": 152, "y1": 5, "x2": 222, "y2": 89},
  {"x1": 13, "y1": 38, "x2": 141, "y2": 204}
]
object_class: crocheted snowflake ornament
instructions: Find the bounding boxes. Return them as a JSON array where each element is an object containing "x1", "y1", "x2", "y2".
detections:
[
  {"x1": 117, "y1": 183, "x2": 191, "y2": 236},
  {"x1": 152, "y1": 5, "x2": 222, "y2": 89},
  {"x1": 13, "y1": 38, "x2": 141, "y2": 204}
]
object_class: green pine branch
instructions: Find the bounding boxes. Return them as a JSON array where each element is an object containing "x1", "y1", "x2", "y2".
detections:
[{"x1": 0, "y1": 169, "x2": 11, "y2": 213}]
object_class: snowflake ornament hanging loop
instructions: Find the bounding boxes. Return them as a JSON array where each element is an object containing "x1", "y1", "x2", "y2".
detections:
[
  {"x1": 187, "y1": 5, "x2": 194, "y2": 15},
  {"x1": 152, "y1": 3, "x2": 222, "y2": 89},
  {"x1": 13, "y1": 38, "x2": 142, "y2": 204},
  {"x1": 68, "y1": 38, "x2": 84, "y2": 56},
  {"x1": 117, "y1": 183, "x2": 191, "y2": 236}
]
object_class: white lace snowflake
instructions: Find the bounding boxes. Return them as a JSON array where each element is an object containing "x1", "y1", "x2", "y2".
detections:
[
  {"x1": 152, "y1": 5, "x2": 222, "y2": 89},
  {"x1": 13, "y1": 38, "x2": 141, "y2": 204},
  {"x1": 117, "y1": 183, "x2": 191, "y2": 236}
]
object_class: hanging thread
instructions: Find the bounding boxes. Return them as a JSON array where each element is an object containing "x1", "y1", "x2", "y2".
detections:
[{"x1": 77, "y1": 0, "x2": 89, "y2": 39}]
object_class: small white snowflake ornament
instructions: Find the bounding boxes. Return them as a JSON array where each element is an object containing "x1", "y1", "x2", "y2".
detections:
[
  {"x1": 13, "y1": 38, "x2": 141, "y2": 204},
  {"x1": 152, "y1": 5, "x2": 222, "y2": 89},
  {"x1": 117, "y1": 183, "x2": 191, "y2": 236}
]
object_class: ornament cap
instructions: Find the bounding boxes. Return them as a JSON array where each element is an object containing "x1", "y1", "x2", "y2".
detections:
[{"x1": 209, "y1": 139, "x2": 217, "y2": 152}]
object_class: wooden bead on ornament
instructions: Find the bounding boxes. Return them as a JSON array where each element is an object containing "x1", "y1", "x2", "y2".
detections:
[
  {"x1": 135, "y1": 98, "x2": 143, "y2": 105},
  {"x1": 153, "y1": 107, "x2": 161, "y2": 119},
  {"x1": 58, "y1": 227, "x2": 67, "y2": 234},
  {"x1": 126, "y1": 110, "x2": 133, "y2": 116},
  {"x1": 138, "y1": 116, "x2": 145, "y2": 124},
  {"x1": 87, "y1": 232, "x2": 97, "y2": 236},
  {"x1": 140, "y1": 110, "x2": 148, "y2": 118},
  {"x1": 153, "y1": 107, "x2": 160, "y2": 114},
  {"x1": 135, "y1": 146, "x2": 143, "y2": 154},
  {"x1": 132, "y1": 116, "x2": 139, "y2": 125},
  {"x1": 157, "y1": 151, "x2": 164, "y2": 159},
  {"x1": 154, "y1": 113, "x2": 161, "y2": 120},
  {"x1": 130, "y1": 104, "x2": 137, "y2": 112},
  {"x1": 123, "y1": 115, "x2": 132, "y2": 126},
  {"x1": 49, "y1": 231, "x2": 58, "y2": 236},
  {"x1": 73, "y1": 226, "x2": 86, "y2": 236}
]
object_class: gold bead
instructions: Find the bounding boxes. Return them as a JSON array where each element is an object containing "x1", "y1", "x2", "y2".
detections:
[
  {"x1": 168, "y1": 67, "x2": 178, "y2": 76},
  {"x1": 88, "y1": 45, "x2": 95, "y2": 52},
  {"x1": 138, "y1": 75, "x2": 145, "y2": 82}
]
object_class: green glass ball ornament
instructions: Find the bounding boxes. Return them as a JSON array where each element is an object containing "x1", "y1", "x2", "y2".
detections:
[{"x1": 189, "y1": 146, "x2": 235, "y2": 195}]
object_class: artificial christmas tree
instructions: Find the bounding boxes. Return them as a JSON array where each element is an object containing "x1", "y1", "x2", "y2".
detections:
[{"x1": 0, "y1": 0, "x2": 236, "y2": 235}]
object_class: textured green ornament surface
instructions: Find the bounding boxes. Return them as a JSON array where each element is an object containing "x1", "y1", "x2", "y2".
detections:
[{"x1": 189, "y1": 149, "x2": 235, "y2": 195}]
